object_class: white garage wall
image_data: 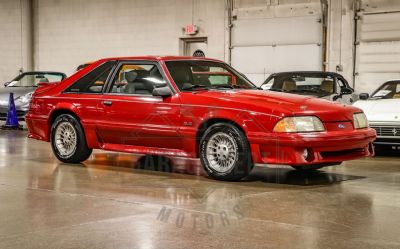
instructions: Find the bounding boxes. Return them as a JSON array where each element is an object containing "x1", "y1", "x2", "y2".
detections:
[
  {"x1": 34, "y1": 0, "x2": 226, "y2": 76},
  {"x1": 0, "y1": 0, "x2": 23, "y2": 85}
]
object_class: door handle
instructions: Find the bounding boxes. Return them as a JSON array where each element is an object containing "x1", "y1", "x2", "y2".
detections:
[{"x1": 103, "y1": 100, "x2": 113, "y2": 106}]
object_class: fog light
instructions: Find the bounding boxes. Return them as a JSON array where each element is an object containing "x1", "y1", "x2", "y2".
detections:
[{"x1": 302, "y1": 149, "x2": 309, "y2": 159}]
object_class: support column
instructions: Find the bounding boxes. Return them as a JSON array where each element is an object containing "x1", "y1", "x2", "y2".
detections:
[{"x1": 20, "y1": 0, "x2": 34, "y2": 72}]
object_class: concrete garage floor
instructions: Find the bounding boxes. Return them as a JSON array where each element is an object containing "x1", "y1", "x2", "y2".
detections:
[{"x1": 0, "y1": 131, "x2": 399, "y2": 249}]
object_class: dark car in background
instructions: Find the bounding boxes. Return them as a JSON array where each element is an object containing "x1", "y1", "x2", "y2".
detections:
[
  {"x1": 261, "y1": 71, "x2": 357, "y2": 105},
  {"x1": 1, "y1": 71, "x2": 66, "y2": 120}
]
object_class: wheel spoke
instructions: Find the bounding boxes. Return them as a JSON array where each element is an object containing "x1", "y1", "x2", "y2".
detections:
[
  {"x1": 205, "y1": 132, "x2": 238, "y2": 174},
  {"x1": 54, "y1": 122, "x2": 77, "y2": 157}
]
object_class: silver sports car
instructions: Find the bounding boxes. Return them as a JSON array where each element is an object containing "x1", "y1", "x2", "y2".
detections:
[
  {"x1": 0, "y1": 71, "x2": 66, "y2": 120},
  {"x1": 261, "y1": 71, "x2": 357, "y2": 105}
]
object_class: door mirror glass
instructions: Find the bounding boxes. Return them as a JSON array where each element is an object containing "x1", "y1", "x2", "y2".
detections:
[
  {"x1": 153, "y1": 86, "x2": 172, "y2": 97},
  {"x1": 359, "y1": 93, "x2": 370, "y2": 100},
  {"x1": 261, "y1": 83, "x2": 272, "y2": 90}
]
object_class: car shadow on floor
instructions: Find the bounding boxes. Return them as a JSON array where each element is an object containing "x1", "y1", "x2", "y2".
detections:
[
  {"x1": 86, "y1": 154, "x2": 364, "y2": 187},
  {"x1": 244, "y1": 167, "x2": 364, "y2": 186}
]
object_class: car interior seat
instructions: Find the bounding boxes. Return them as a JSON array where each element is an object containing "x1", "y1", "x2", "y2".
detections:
[
  {"x1": 195, "y1": 75, "x2": 212, "y2": 87},
  {"x1": 320, "y1": 80, "x2": 334, "y2": 94},
  {"x1": 38, "y1": 77, "x2": 49, "y2": 83},
  {"x1": 123, "y1": 71, "x2": 138, "y2": 94},
  {"x1": 133, "y1": 70, "x2": 154, "y2": 95},
  {"x1": 170, "y1": 67, "x2": 192, "y2": 89},
  {"x1": 282, "y1": 78, "x2": 297, "y2": 92}
]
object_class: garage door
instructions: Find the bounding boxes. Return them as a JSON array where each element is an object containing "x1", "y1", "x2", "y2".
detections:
[
  {"x1": 231, "y1": 3, "x2": 323, "y2": 86},
  {"x1": 355, "y1": 11, "x2": 400, "y2": 94}
]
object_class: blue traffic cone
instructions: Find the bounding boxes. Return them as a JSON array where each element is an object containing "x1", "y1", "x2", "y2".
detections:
[{"x1": 1, "y1": 92, "x2": 22, "y2": 130}]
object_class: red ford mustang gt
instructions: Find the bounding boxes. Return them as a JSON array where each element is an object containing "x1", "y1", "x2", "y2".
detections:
[{"x1": 26, "y1": 56, "x2": 376, "y2": 181}]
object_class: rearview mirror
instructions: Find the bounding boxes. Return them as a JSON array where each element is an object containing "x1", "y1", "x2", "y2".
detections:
[
  {"x1": 359, "y1": 93, "x2": 369, "y2": 100},
  {"x1": 4, "y1": 82, "x2": 10, "y2": 87},
  {"x1": 153, "y1": 86, "x2": 172, "y2": 97}
]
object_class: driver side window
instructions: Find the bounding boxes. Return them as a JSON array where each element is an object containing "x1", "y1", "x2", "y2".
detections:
[{"x1": 108, "y1": 63, "x2": 166, "y2": 95}]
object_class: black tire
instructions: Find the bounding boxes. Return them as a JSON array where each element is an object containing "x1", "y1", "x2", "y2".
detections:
[
  {"x1": 291, "y1": 162, "x2": 342, "y2": 171},
  {"x1": 51, "y1": 114, "x2": 92, "y2": 163},
  {"x1": 199, "y1": 123, "x2": 253, "y2": 181}
]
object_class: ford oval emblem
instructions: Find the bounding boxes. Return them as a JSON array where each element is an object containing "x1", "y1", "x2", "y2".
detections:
[{"x1": 338, "y1": 124, "x2": 345, "y2": 129}]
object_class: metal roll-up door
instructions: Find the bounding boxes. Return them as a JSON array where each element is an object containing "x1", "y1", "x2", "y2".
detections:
[
  {"x1": 355, "y1": 5, "x2": 400, "y2": 94},
  {"x1": 231, "y1": 2, "x2": 324, "y2": 86}
]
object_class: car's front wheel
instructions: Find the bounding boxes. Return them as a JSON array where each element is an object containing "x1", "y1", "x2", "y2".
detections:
[
  {"x1": 200, "y1": 123, "x2": 253, "y2": 181},
  {"x1": 51, "y1": 114, "x2": 92, "y2": 163}
]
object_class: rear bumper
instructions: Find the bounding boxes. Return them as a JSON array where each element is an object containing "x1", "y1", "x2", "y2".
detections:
[
  {"x1": 248, "y1": 128, "x2": 376, "y2": 166},
  {"x1": 25, "y1": 113, "x2": 50, "y2": 141}
]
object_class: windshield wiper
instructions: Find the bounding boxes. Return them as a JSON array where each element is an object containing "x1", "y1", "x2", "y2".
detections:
[{"x1": 182, "y1": 84, "x2": 209, "y2": 91}]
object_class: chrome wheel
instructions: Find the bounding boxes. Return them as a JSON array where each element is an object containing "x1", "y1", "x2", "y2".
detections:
[
  {"x1": 54, "y1": 122, "x2": 77, "y2": 157},
  {"x1": 206, "y1": 132, "x2": 238, "y2": 173}
]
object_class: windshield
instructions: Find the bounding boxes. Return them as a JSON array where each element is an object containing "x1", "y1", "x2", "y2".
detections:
[
  {"x1": 165, "y1": 60, "x2": 256, "y2": 91},
  {"x1": 263, "y1": 74, "x2": 336, "y2": 97},
  {"x1": 8, "y1": 73, "x2": 65, "y2": 87},
  {"x1": 371, "y1": 81, "x2": 400, "y2": 99}
]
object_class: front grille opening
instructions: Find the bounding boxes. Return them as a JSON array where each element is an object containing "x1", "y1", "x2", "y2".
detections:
[{"x1": 320, "y1": 148, "x2": 365, "y2": 159}]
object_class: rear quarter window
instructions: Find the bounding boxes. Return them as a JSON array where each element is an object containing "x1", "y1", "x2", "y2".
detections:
[{"x1": 65, "y1": 61, "x2": 116, "y2": 93}]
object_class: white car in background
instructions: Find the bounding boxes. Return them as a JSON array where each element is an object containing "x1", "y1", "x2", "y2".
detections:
[{"x1": 353, "y1": 80, "x2": 400, "y2": 149}]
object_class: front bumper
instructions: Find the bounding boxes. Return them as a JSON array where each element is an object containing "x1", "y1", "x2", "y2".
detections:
[
  {"x1": 370, "y1": 124, "x2": 400, "y2": 145},
  {"x1": 248, "y1": 128, "x2": 376, "y2": 166},
  {"x1": 373, "y1": 138, "x2": 400, "y2": 146}
]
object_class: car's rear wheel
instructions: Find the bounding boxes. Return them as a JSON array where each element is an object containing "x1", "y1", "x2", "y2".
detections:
[
  {"x1": 200, "y1": 123, "x2": 253, "y2": 181},
  {"x1": 51, "y1": 114, "x2": 92, "y2": 163}
]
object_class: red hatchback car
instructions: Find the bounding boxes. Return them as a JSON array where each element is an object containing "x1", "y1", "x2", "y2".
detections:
[{"x1": 26, "y1": 56, "x2": 376, "y2": 181}]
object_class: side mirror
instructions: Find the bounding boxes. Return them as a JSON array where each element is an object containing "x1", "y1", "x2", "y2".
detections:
[
  {"x1": 261, "y1": 84, "x2": 272, "y2": 90},
  {"x1": 359, "y1": 93, "x2": 369, "y2": 100},
  {"x1": 341, "y1": 87, "x2": 353, "y2": 95},
  {"x1": 153, "y1": 86, "x2": 172, "y2": 97},
  {"x1": 4, "y1": 82, "x2": 10, "y2": 87}
]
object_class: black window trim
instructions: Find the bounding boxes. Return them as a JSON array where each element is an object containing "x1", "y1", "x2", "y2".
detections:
[
  {"x1": 62, "y1": 60, "x2": 118, "y2": 95},
  {"x1": 103, "y1": 60, "x2": 176, "y2": 97}
]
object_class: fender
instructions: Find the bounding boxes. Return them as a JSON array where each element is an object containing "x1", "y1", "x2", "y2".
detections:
[
  {"x1": 180, "y1": 106, "x2": 255, "y2": 158},
  {"x1": 48, "y1": 102, "x2": 101, "y2": 149}
]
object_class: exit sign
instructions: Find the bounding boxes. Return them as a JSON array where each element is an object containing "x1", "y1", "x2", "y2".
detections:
[{"x1": 185, "y1": 25, "x2": 199, "y2": 35}]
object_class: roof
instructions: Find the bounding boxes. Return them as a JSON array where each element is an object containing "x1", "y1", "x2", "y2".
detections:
[
  {"x1": 269, "y1": 71, "x2": 345, "y2": 78},
  {"x1": 95, "y1": 55, "x2": 225, "y2": 63}
]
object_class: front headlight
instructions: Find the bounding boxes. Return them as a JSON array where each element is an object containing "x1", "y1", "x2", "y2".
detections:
[
  {"x1": 15, "y1": 92, "x2": 33, "y2": 105},
  {"x1": 353, "y1": 112, "x2": 368, "y2": 129},
  {"x1": 273, "y1": 116, "x2": 325, "y2": 133}
]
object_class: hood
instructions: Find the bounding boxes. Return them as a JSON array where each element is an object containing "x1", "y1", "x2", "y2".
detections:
[
  {"x1": 0, "y1": 87, "x2": 36, "y2": 105},
  {"x1": 353, "y1": 99, "x2": 400, "y2": 122},
  {"x1": 181, "y1": 90, "x2": 360, "y2": 122}
]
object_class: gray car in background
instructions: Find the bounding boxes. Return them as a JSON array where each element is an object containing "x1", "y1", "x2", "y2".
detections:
[
  {"x1": 0, "y1": 71, "x2": 66, "y2": 120},
  {"x1": 260, "y1": 71, "x2": 357, "y2": 105}
]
